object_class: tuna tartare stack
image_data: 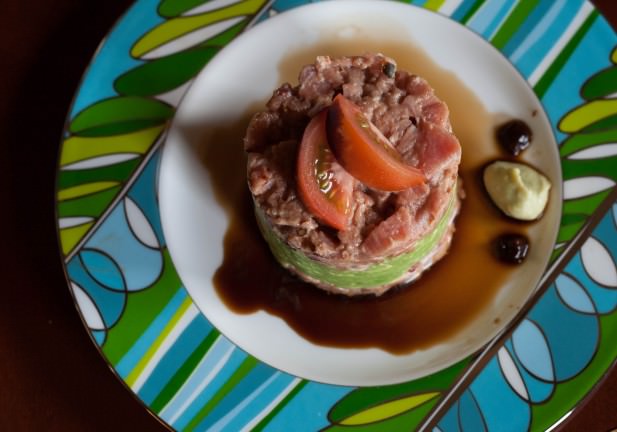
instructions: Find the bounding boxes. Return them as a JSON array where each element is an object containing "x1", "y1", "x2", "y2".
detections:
[{"x1": 245, "y1": 53, "x2": 462, "y2": 296}]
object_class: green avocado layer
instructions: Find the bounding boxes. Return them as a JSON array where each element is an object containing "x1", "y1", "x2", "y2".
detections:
[{"x1": 255, "y1": 190, "x2": 457, "y2": 291}]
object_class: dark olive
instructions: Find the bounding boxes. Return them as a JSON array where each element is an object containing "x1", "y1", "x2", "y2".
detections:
[
  {"x1": 496, "y1": 119, "x2": 532, "y2": 156},
  {"x1": 493, "y1": 233, "x2": 529, "y2": 264},
  {"x1": 383, "y1": 62, "x2": 396, "y2": 78}
]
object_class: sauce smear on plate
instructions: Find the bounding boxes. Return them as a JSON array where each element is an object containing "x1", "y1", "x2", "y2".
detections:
[{"x1": 207, "y1": 37, "x2": 528, "y2": 354}]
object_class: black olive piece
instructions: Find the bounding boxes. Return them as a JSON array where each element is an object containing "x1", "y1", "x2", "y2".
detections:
[
  {"x1": 496, "y1": 119, "x2": 533, "y2": 156},
  {"x1": 383, "y1": 62, "x2": 396, "y2": 78},
  {"x1": 493, "y1": 233, "x2": 529, "y2": 264}
]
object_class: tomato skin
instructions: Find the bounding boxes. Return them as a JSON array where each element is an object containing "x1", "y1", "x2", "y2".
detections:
[
  {"x1": 327, "y1": 94, "x2": 425, "y2": 191},
  {"x1": 297, "y1": 110, "x2": 354, "y2": 231}
]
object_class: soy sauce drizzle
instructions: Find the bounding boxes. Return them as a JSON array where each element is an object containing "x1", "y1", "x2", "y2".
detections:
[{"x1": 208, "y1": 37, "x2": 529, "y2": 354}]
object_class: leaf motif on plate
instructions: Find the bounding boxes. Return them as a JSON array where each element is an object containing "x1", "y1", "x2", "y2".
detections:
[
  {"x1": 58, "y1": 181, "x2": 120, "y2": 201},
  {"x1": 566, "y1": 143, "x2": 617, "y2": 160},
  {"x1": 560, "y1": 129, "x2": 617, "y2": 158},
  {"x1": 497, "y1": 347, "x2": 529, "y2": 400},
  {"x1": 115, "y1": 44, "x2": 231, "y2": 97},
  {"x1": 158, "y1": 0, "x2": 213, "y2": 18},
  {"x1": 556, "y1": 46, "x2": 617, "y2": 252},
  {"x1": 69, "y1": 96, "x2": 174, "y2": 137},
  {"x1": 337, "y1": 392, "x2": 440, "y2": 426},
  {"x1": 131, "y1": 0, "x2": 268, "y2": 59},
  {"x1": 57, "y1": 184, "x2": 123, "y2": 219},
  {"x1": 70, "y1": 281, "x2": 106, "y2": 331},
  {"x1": 581, "y1": 236, "x2": 617, "y2": 287},
  {"x1": 555, "y1": 273, "x2": 596, "y2": 314},
  {"x1": 554, "y1": 189, "x2": 612, "y2": 254},
  {"x1": 324, "y1": 361, "x2": 468, "y2": 431},
  {"x1": 124, "y1": 196, "x2": 160, "y2": 249},
  {"x1": 559, "y1": 100, "x2": 617, "y2": 133},
  {"x1": 563, "y1": 176, "x2": 615, "y2": 200}
]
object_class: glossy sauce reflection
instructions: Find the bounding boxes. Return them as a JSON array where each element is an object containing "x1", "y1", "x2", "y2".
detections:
[{"x1": 208, "y1": 37, "x2": 527, "y2": 354}]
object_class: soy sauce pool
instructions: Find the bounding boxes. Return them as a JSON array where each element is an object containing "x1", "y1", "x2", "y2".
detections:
[{"x1": 208, "y1": 37, "x2": 531, "y2": 354}]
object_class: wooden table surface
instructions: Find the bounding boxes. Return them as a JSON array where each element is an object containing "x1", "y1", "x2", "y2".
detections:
[{"x1": 1, "y1": 1, "x2": 616, "y2": 431}]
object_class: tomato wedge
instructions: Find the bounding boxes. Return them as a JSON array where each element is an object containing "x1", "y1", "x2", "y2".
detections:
[
  {"x1": 297, "y1": 110, "x2": 354, "y2": 231},
  {"x1": 326, "y1": 94, "x2": 425, "y2": 191}
]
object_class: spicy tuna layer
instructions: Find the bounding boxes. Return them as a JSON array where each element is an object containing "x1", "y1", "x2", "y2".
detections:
[{"x1": 245, "y1": 53, "x2": 462, "y2": 268}]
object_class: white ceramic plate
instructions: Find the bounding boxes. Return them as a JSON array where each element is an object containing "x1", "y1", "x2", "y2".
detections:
[{"x1": 159, "y1": 0, "x2": 560, "y2": 386}]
